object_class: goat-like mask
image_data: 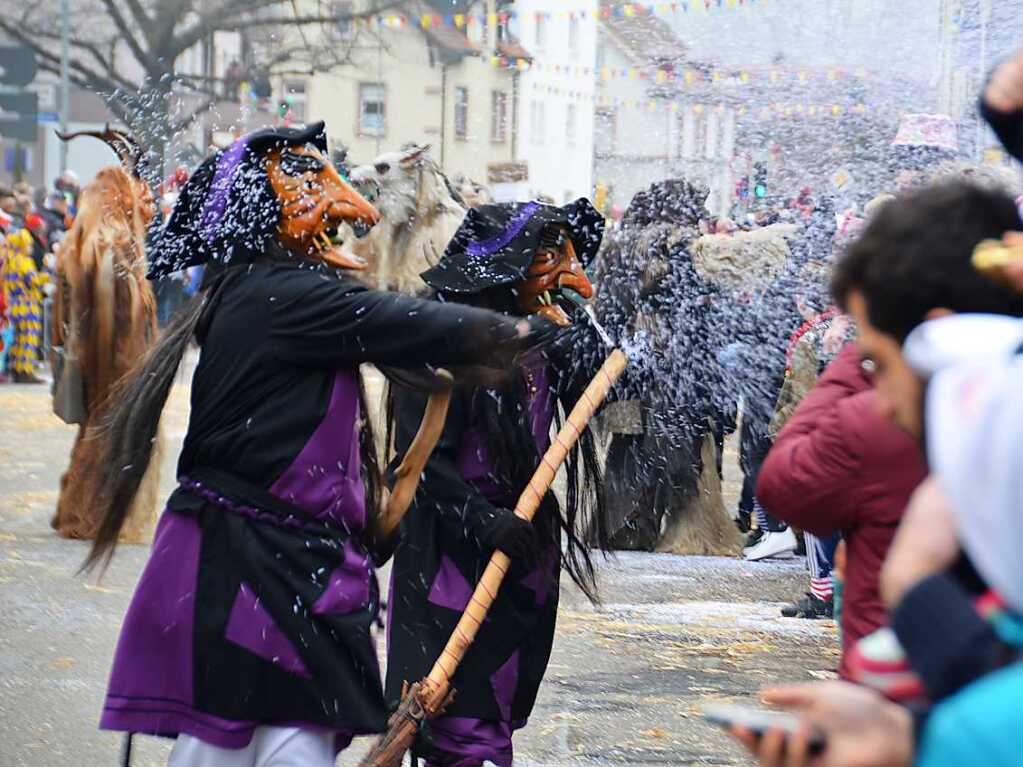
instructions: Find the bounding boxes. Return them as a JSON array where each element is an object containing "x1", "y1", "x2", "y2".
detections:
[
  {"x1": 266, "y1": 145, "x2": 380, "y2": 270},
  {"x1": 516, "y1": 226, "x2": 594, "y2": 326}
]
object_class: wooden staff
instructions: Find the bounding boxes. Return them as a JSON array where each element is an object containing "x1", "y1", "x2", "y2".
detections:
[
  {"x1": 373, "y1": 380, "x2": 453, "y2": 542},
  {"x1": 358, "y1": 348, "x2": 628, "y2": 767}
]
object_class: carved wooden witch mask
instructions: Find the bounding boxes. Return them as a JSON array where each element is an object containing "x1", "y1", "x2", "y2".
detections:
[
  {"x1": 266, "y1": 144, "x2": 380, "y2": 271},
  {"x1": 516, "y1": 225, "x2": 594, "y2": 326}
]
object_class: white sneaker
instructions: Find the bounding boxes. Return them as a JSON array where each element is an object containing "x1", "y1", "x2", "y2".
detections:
[{"x1": 743, "y1": 528, "x2": 797, "y2": 561}]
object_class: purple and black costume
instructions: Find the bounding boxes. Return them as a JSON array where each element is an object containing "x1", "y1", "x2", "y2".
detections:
[
  {"x1": 100, "y1": 125, "x2": 543, "y2": 754},
  {"x1": 384, "y1": 200, "x2": 610, "y2": 767}
]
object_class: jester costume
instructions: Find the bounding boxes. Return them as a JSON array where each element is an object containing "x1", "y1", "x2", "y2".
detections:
[
  {"x1": 385, "y1": 200, "x2": 612, "y2": 767},
  {"x1": 2, "y1": 228, "x2": 49, "y2": 383},
  {"x1": 91, "y1": 124, "x2": 549, "y2": 767}
]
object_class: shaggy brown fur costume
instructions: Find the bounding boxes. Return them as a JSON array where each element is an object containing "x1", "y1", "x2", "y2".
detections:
[{"x1": 52, "y1": 165, "x2": 160, "y2": 542}]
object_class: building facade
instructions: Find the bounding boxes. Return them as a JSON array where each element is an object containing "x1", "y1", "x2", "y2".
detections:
[
  {"x1": 508, "y1": 1, "x2": 598, "y2": 203},
  {"x1": 302, "y1": 0, "x2": 526, "y2": 192}
]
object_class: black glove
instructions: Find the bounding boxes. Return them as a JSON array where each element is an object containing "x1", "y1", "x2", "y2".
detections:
[{"x1": 473, "y1": 507, "x2": 540, "y2": 569}]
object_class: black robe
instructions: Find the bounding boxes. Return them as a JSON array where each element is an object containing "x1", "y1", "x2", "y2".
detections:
[
  {"x1": 101, "y1": 262, "x2": 530, "y2": 747},
  {"x1": 384, "y1": 315, "x2": 607, "y2": 730}
]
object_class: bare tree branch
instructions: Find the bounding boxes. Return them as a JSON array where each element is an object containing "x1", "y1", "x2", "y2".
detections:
[
  {"x1": 35, "y1": 57, "x2": 132, "y2": 125},
  {"x1": 0, "y1": 18, "x2": 127, "y2": 96},
  {"x1": 170, "y1": 0, "x2": 284, "y2": 57},
  {"x1": 99, "y1": 0, "x2": 160, "y2": 76},
  {"x1": 8, "y1": 0, "x2": 421, "y2": 165},
  {"x1": 119, "y1": 0, "x2": 155, "y2": 48},
  {"x1": 20, "y1": 26, "x2": 136, "y2": 92}
]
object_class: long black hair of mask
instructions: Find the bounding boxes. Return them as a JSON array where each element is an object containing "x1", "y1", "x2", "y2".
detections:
[
  {"x1": 386, "y1": 285, "x2": 608, "y2": 602},
  {"x1": 80, "y1": 283, "x2": 212, "y2": 573}
]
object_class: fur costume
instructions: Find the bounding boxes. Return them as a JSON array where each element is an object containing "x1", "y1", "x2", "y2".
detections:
[
  {"x1": 51, "y1": 160, "x2": 160, "y2": 542},
  {"x1": 593, "y1": 179, "x2": 740, "y2": 554}
]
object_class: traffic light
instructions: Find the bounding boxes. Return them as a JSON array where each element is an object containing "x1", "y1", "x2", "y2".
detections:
[{"x1": 753, "y1": 162, "x2": 768, "y2": 199}]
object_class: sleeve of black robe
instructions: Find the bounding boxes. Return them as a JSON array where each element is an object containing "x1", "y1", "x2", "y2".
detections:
[
  {"x1": 542, "y1": 307, "x2": 626, "y2": 407},
  {"x1": 266, "y1": 270, "x2": 534, "y2": 370}
]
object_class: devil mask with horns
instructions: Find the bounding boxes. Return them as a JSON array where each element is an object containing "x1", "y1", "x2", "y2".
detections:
[
  {"x1": 56, "y1": 125, "x2": 156, "y2": 225},
  {"x1": 147, "y1": 122, "x2": 379, "y2": 279},
  {"x1": 420, "y1": 199, "x2": 602, "y2": 325}
]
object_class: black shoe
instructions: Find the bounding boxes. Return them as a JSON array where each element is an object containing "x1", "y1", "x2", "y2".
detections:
[
  {"x1": 742, "y1": 527, "x2": 764, "y2": 551},
  {"x1": 12, "y1": 370, "x2": 44, "y2": 384},
  {"x1": 781, "y1": 593, "x2": 834, "y2": 619},
  {"x1": 735, "y1": 511, "x2": 751, "y2": 533}
]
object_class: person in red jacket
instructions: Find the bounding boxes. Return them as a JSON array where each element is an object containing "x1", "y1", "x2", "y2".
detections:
[{"x1": 757, "y1": 342, "x2": 927, "y2": 676}]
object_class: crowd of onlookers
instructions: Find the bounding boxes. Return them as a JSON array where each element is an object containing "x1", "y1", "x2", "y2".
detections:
[
  {"x1": 5, "y1": 46, "x2": 1023, "y2": 767},
  {"x1": 0, "y1": 172, "x2": 79, "y2": 383},
  {"x1": 726, "y1": 49, "x2": 1023, "y2": 767},
  {"x1": 0, "y1": 168, "x2": 204, "y2": 384}
]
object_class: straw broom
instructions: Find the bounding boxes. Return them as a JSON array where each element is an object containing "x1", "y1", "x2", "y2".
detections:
[{"x1": 358, "y1": 348, "x2": 628, "y2": 767}]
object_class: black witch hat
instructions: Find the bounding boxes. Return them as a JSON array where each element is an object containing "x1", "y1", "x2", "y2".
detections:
[
  {"x1": 148, "y1": 122, "x2": 328, "y2": 279},
  {"x1": 421, "y1": 198, "x2": 604, "y2": 294}
]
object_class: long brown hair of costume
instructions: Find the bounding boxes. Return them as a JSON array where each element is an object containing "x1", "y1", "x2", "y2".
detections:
[
  {"x1": 55, "y1": 165, "x2": 157, "y2": 413},
  {"x1": 79, "y1": 290, "x2": 203, "y2": 574}
]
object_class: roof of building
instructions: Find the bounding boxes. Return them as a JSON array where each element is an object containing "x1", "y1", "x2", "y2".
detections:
[
  {"x1": 497, "y1": 37, "x2": 532, "y2": 61},
  {"x1": 422, "y1": 24, "x2": 481, "y2": 57},
  {"x1": 599, "y1": 1, "x2": 687, "y2": 65}
]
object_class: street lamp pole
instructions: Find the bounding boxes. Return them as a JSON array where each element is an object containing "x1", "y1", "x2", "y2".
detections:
[{"x1": 59, "y1": 0, "x2": 70, "y2": 174}]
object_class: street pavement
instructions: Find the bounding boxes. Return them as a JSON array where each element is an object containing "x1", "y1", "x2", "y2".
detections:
[{"x1": 0, "y1": 374, "x2": 837, "y2": 766}]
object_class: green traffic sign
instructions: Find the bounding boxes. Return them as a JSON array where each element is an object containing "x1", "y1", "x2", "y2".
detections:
[
  {"x1": 0, "y1": 46, "x2": 38, "y2": 88},
  {"x1": 0, "y1": 91, "x2": 38, "y2": 141}
]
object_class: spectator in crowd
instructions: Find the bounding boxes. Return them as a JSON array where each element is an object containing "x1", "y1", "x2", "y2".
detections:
[
  {"x1": 1, "y1": 227, "x2": 50, "y2": 383},
  {"x1": 41, "y1": 190, "x2": 71, "y2": 235},
  {"x1": 731, "y1": 178, "x2": 1023, "y2": 767},
  {"x1": 0, "y1": 186, "x2": 21, "y2": 228},
  {"x1": 758, "y1": 340, "x2": 927, "y2": 660},
  {"x1": 765, "y1": 261, "x2": 852, "y2": 619},
  {"x1": 54, "y1": 170, "x2": 80, "y2": 212}
]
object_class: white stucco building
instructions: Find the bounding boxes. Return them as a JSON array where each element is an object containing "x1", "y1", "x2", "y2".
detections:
[{"x1": 508, "y1": 1, "x2": 598, "y2": 203}]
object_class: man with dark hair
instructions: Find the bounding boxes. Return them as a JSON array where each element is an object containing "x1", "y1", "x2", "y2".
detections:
[
  {"x1": 832, "y1": 180, "x2": 1023, "y2": 437},
  {"x1": 731, "y1": 57, "x2": 1023, "y2": 767}
]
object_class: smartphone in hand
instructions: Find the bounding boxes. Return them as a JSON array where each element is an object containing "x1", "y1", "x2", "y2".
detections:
[{"x1": 703, "y1": 702, "x2": 826, "y2": 756}]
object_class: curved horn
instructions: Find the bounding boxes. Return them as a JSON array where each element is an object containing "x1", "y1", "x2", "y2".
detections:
[{"x1": 56, "y1": 123, "x2": 143, "y2": 177}]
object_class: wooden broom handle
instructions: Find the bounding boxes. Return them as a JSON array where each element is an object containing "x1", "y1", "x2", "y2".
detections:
[
  {"x1": 374, "y1": 384, "x2": 454, "y2": 541},
  {"x1": 424, "y1": 349, "x2": 627, "y2": 693}
]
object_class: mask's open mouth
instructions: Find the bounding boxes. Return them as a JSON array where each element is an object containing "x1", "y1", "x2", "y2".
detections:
[
  {"x1": 535, "y1": 288, "x2": 574, "y2": 326},
  {"x1": 312, "y1": 224, "x2": 367, "y2": 271}
]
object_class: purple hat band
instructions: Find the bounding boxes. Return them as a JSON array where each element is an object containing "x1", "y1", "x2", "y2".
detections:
[
  {"x1": 465, "y1": 201, "x2": 541, "y2": 258},
  {"x1": 198, "y1": 138, "x2": 250, "y2": 243}
]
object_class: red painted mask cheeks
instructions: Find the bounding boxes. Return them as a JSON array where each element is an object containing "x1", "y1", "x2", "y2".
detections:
[
  {"x1": 516, "y1": 226, "x2": 594, "y2": 326},
  {"x1": 266, "y1": 145, "x2": 380, "y2": 270}
]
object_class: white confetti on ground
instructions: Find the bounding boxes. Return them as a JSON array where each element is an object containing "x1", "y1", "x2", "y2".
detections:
[{"x1": 605, "y1": 600, "x2": 836, "y2": 638}]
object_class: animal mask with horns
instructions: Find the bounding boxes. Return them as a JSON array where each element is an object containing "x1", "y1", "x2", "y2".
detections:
[{"x1": 56, "y1": 125, "x2": 156, "y2": 226}]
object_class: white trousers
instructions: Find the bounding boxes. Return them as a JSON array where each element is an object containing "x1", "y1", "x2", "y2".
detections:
[{"x1": 168, "y1": 726, "x2": 335, "y2": 767}]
